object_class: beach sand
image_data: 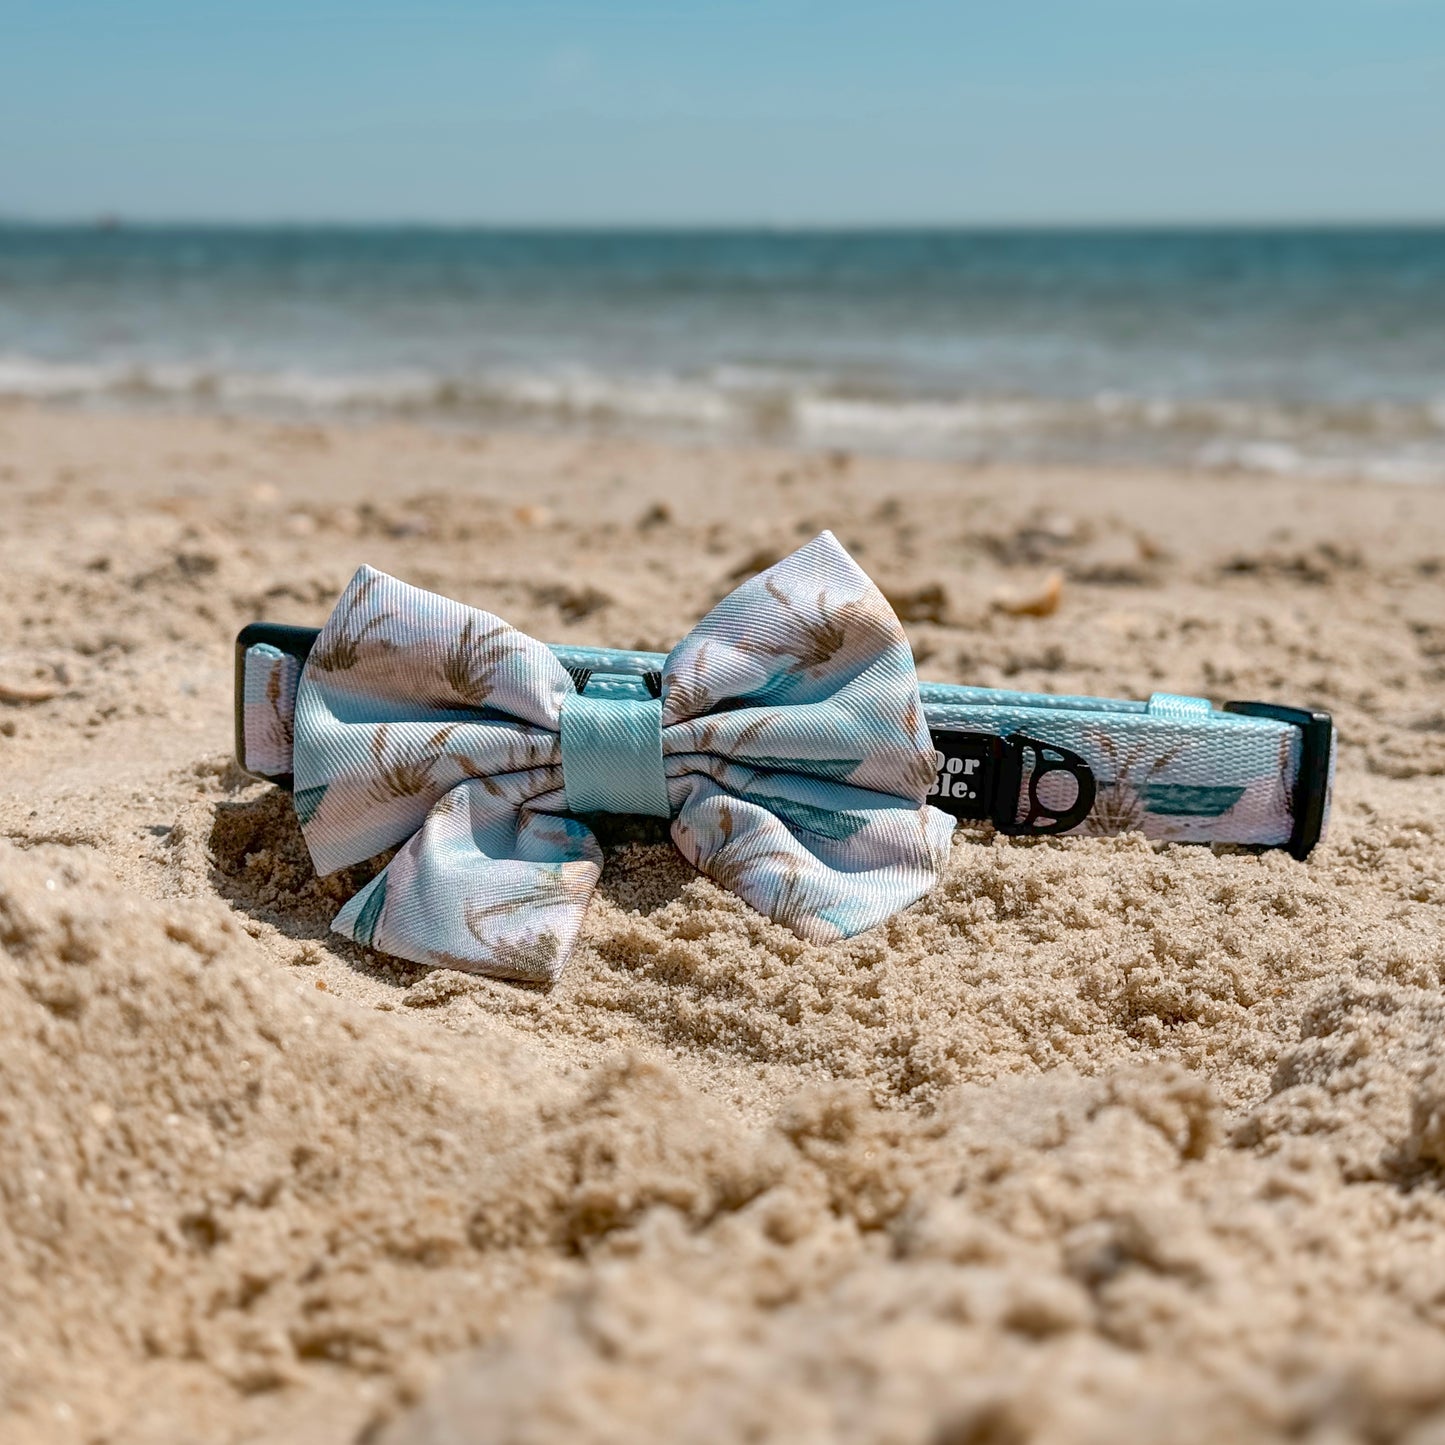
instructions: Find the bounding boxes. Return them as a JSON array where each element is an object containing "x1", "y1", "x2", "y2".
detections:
[{"x1": 3, "y1": 402, "x2": 1445, "y2": 1444}]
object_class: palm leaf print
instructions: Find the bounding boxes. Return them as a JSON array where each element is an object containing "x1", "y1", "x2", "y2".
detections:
[
  {"x1": 293, "y1": 783, "x2": 327, "y2": 825},
  {"x1": 349, "y1": 874, "x2": 388, "y2": 947},
  {"x1": 366, "y1": 724, "x2": 458, "y2": 803},
  {"x1": 1138, "y1": 784, "x2": 1246, "y2": 817},
  {"x1": 264, "y1": 662, "x2": 294, "y2": 756},
  {"x1": 662, "y1": 644, "x2": 717, "y2": 721},
  {"x1": 454, "y1": 732, "x2": 558, "y2": 796},
  {"x1": 695, "y1": 802, "x2": 798, "y2": 894},
  {"x1": 429, "y1": 931, "x2": 561, "y2": 982},
  {"x1": 310, "y1": 574, "x2": 395, "y2": 672},
  {"x1": 738, "y1": 585, "x2": 879, "y2": 676},
  {"x1": 762, "y1": 796, "x2": 869, "y2": 841},
  {"x1": 434, "y1": 616, "x2": 525, "y2": 709}
]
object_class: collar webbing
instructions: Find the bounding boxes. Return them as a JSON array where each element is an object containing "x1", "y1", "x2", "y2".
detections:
[{"x1": 236, "y1": 623, "x2": 1333, "y2": 859}]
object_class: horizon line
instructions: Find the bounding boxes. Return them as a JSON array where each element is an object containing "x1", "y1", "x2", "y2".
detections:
[{"x1": 3, "y1": 214, "x2": 1445, "y2": 234}]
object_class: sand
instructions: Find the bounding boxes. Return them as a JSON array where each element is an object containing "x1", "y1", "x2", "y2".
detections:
[{"x1": 2, "y1": 402, "x2": 1445, "y2": 1444}]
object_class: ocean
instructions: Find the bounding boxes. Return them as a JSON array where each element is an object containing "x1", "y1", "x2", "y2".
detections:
[{"x1": 2, "y1": 224, "x2": 1444, "y2": 481}]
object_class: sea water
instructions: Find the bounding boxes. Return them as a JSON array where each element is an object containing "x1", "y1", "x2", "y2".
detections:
[{"x1": 2, "y1": 224, "x2": 1443, "y2": 481}]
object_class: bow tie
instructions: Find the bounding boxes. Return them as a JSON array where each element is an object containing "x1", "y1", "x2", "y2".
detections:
[{"x1": 290, "y1": 532, "x2": 956, "y2": 982}]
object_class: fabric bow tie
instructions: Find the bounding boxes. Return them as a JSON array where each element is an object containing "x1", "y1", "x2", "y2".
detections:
[{"x1": 292, "y1": 531, "x2": 956, "y2": 982}]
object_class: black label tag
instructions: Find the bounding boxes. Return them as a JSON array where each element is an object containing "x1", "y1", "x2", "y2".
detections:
[{"x1": 926, "y1": 731, "x2": 1002, "y2": 820}]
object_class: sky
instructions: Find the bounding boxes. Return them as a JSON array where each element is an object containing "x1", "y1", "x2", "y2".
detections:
[{"x1": 2, "y1": 0, "x2": 1443, "y2": 226}]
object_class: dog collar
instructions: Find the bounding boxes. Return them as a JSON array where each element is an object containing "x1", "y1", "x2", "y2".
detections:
[
  {"x1": 238, "y1": 619, "x2": 1333, "y2": 860},
  {"x1": 232, "y1": 536, "x2": 1334, "y2": 982}
]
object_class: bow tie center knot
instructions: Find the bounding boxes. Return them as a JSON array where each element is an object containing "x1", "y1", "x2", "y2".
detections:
[{"x1": 559, "y1": 694, "x2": 671, "y2": 818}]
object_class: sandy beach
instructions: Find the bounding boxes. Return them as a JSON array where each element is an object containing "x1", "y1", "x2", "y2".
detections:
[{"x1": 3, "y1": 401, "x2": 1445, "y2": 1444}]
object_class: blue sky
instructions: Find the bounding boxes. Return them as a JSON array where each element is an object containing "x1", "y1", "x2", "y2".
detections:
[{"x1": 3, "y1": 0, "x2": 1443, "y2": 224}]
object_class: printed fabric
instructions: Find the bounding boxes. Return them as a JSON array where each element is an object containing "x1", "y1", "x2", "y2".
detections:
[{"x1": 291, "y1": 532, "x2": 955, "y2": 981}]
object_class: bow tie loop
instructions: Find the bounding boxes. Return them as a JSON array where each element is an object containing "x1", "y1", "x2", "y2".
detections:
[
  {"x1": 292, "y1": 531, "x2": 954, "y2": 981},
  {"x1": 559, "y1": 694, "x2": 670, "y2": 817}
]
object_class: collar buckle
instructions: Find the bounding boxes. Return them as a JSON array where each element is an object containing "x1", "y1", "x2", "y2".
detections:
[{"x1": 1222, "y1": 701, "x2": 1334, "y2": 859}]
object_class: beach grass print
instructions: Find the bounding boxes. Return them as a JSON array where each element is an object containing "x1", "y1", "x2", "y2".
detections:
[
  {"x1": 709, "y1": 711, "x2": 772, "y2": 757},
  {"x1": 452, "y1": 739, "x2": 561, "y2": 798},
  {"x1": 1078, "y1": 730, "x2": 1189, "y2": 837},
  {"x1": 1070, "y1": 725, "x2": 1292, "y2": 841},
  {"x1": 452, "y1": 874, "x2": 585, "y2": 981},
  {"x1": 461, "y1": 867, "x2": 590, "y2": 929},
  {"x1": 687, "y1": 801, "x2": 773, "y2": 885},
  {"x1": 241, "y1": 645, "x2": 301, "y2": 777},
  {"x1": 899, "y1": 698, "x2": 943, "y2": 794},
  {"x1": 681, "y1": 800, "x2": 802, "y2": 916}
]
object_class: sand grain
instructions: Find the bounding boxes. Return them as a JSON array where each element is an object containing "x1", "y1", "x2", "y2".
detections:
[{"x1": 2, "y1": 404, "x2": 1444, "y2": 1443}]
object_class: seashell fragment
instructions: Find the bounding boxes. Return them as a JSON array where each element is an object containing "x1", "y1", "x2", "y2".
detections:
[{"x1": 992, "y1": 572, "x2": 1064, "y2": 618}]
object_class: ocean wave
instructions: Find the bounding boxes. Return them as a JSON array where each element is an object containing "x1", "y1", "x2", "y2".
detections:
[
  {"x1": 2, "y1": 352, "x2": 1443, "y2": 482},
  {"x1": 0, "y1": 356, "x2": 440, "y2": 408}
]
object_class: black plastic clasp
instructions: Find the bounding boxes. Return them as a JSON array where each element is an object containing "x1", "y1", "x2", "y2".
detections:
[
  {"x1": 993, "y1": 733, "x2": 1097, "y2": 836},
  {"x1": 233, "y1": 622, "x2": 319, "y2": 787},
  {"x1": 1222, "y1": 701, "x2": 1333, "y2": 860},
  {"x1": 927, "y1": 729, "x2": 1097, "y2": 835}
]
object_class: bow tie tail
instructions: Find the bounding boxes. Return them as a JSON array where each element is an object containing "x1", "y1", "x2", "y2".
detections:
[
  {"x1": 671, "y1": 781, "x2": 954, "y2": 945},
  {"x1": 331, "y1": 781, "x2": 602, "y2": 983}
]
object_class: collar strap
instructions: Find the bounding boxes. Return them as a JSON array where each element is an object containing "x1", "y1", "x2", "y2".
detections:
[{"x1": 237, "y1": 622, "x2": 1333, "y2": 860}]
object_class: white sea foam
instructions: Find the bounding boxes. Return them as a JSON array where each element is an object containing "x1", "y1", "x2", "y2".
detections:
[
  {"x1": 0, "y1": 356, "x2": 136, "y2": 397},
  {"x1": 486, "y1": 368, "x2": 737, "y2": 427},
  {"x1": 3, "y1": 351, "x2": 1443, "y2": 483},
  {"x1": 794, "y1": 395, "x2": 1045, "y2": 442}
]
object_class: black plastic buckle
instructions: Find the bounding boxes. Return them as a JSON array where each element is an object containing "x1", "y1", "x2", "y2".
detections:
[
  {"x1": 1222, "y1": 701, "x2": 1333, "y2": 860},
  {"x1": 233, "y1": 622, "x2": 319, "y2": 787},
  {"x1": 928, "y1": 729, "x2": 1096, "y2": 835}
]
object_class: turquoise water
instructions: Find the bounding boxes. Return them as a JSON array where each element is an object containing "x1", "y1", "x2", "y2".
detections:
[{"x1": 2, "y1": 225, "x2": 1444, "y2": 479}]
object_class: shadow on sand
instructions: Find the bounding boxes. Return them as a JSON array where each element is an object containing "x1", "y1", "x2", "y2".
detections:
[{"x1": 207, "y1": 788, "x2": 693, "y2": 991}]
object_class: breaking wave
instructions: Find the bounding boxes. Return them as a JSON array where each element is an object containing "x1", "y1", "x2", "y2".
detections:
[{"x1": 4, "y1": 351, "x2": 1444, "y2": 482}]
